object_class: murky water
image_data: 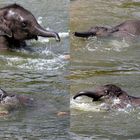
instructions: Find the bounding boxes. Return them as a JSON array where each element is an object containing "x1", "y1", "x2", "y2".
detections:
[
  {"x1": 0, "y1": 0, "x2": 69, "y2": 139},
  {"x1": 1, "y1": 0, "x2": 140, "y2": 139},
  {"x1": 70, "y1": 0, "x2": 140, "y2": 139}
]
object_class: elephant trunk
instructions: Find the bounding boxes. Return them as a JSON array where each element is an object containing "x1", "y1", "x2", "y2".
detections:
[
  {"x1": 73, "y1": 91, "x2": 102, "y2": 101},
  {"x1": 74, "y1": 31, "x2": 95, "y2": 38},
  {"x1": 34, "y1": 25, "x2": 60, "y2": 41}
]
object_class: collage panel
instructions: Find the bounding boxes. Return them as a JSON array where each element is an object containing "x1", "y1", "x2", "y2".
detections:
[
  {"x1": 0, "y1": 0, "x2": 140, "y2": 140},
  {"x1": 0, "y1": 0, "x2": 69, "y2": 140},
  {"x1": 70, "y1": 0, "x2": 140, "y2": 139}
]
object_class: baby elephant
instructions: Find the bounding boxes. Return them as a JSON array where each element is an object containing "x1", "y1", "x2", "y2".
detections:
[
  {"x1": 0, "y1": 4, "x2": 60, "y2": 50},
  {"x1": 74, "y1": 20, "x2": 140, "y2": 39},
  {"x1": 73, "y1": 84, "x2": 140, "y2": 110},
  {"x1": 0, "y1": 88, "x2": 33, "y2": 115}
]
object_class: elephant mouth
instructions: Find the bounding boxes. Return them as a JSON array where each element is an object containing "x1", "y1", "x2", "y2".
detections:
[{"x1": 23, "y1": 35, "x2": 38, "y2": 41}]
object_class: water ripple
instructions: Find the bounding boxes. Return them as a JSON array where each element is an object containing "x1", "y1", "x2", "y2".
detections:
[
  {"x1": 0, "y1": 51, "x2": 68, "y2": 72},
  {"x1": 85, "y1": 38, "x2": 130, "y2": 52}
]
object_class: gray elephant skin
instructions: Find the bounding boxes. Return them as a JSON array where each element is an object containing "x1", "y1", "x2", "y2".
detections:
[
  {"x1": 0, "y1": 4, "x2": 60, "y2": 50},
  {"x1": 74, "y1": 20, "x2": 140, "y2": 39},
  {"x1": 0, "y1": 88, "x2": 33, "y2": 115},
  {"x1": 73, "y1": 84, "x2": 140, "y2": 110}
]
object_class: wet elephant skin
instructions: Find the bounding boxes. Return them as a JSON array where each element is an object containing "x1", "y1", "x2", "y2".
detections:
[
  {"x1": 0, "y1": 4, "x2": 60, "y2": 50},
  {"x1": 0, "y1": 88, "x2": 33, "y2": 115},
  {"x1": 73, "y1": 84, "x2": 140, "y2": 109},
  {"x1": 74, "y1": 20, "x2": 140, "y2": 39}
]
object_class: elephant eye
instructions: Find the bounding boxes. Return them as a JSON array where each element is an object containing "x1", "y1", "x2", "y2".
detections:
[{"x1": 21, "y1": 21, "x2": 27, "y2": 28}]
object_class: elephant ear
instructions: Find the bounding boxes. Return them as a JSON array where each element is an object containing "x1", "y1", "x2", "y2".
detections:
[{"x1": 0, "y1": 24, "x2": 12, "y2": 37}]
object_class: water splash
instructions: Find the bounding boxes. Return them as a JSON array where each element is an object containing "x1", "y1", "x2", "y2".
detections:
[
  {"x1": 0, "y1": 51, "x2": 68, "y2": 71},
  {"x1": 71, "y1": 96, "x2": 135, "y2": 113},
  {"x1": 37, "y1": 16, "x2": 43, "y2": 24},
  {"x1": 85, "y1": 38, "x2": 129, "y2": 52},
  {"x1": 108, "y1": 39, "x2": 129, "y2": 52},
  {"x1": 70, "y1": 97, "x2": 103, "y2": 112}
]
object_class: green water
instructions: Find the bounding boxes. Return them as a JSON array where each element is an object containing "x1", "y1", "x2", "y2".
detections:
[
  {"x1": 0, "y1": 0, "x2": 69, "y2": 139},
  {"x1": 70, "y1": 0, "x2": 140, "y2": 139},
  {"x1": 0, "y1": 0, "x2": 140, "y2": 139}
]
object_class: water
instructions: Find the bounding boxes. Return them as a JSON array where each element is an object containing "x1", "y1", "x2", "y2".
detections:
[
  {"x1": 1, "y1": 0, "x2": 140, "y2": 139},
  {"x1": 70, "y1": 0, "x2": 140, "y2": 139},
  {"x1": 0, "y1": 0, "x2": 69, "y2": 139}
]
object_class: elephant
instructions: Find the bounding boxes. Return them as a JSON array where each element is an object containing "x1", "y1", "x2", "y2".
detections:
[
  {"x1": 0, "y1": 88, "x2": 33, "y2": 115},
  {"x1": 74, "y1": 20, "x2": 140, "y2": 39},
  {"x1": 0, "y1": 4, "x2": 60, "y2": 50},
  {"x1": 73, "y1": 84, "x2": 140, "y2": 110}
]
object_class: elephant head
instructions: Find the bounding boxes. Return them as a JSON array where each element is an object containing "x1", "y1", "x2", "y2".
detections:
[
  {"x1": 73, "y1": 84, "x2": 140, "y2": 109},
  {"x1": 0, "y1": 4, "x2": 60, "y2": 47},
  {"x1": 0, "y1": 87, "x2": 34, "y2": 114},
  {"x1": 74, "y1": 26, "x2": 110, "y2": 38},
  {"x1": 73, "y1": 84, "x2": 125, "y2": 101}
]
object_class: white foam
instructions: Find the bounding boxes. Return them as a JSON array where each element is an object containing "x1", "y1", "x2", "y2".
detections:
[
  {"x1": 0, "y1": 51, "x2": 68, "y2": 71},
  {"x1": 111, "y1": 98, "x2": 135, "y2": 112},
  {"x1": 58, "y1": 32, "x2": 69, "y2": 38},
  {"x1": 37, "y1": 37, "x2": 49, "y2": 43},
  {"x1": 71, "y1": 98, "x2": 104, "y2": 112},
  {"x1": 37, "y1": 16, "x2": 43, "y2": 24},
  {"x1": 117, "y1": 104, "x2": 134, "y2": 112},
  {"x1": 112, "y1": 98, "x2": 121, "y2": 105},
  {"x1": 71, "y1": 96, "x2": 136, "y2": 112},
  {"x1": 109, "y1": 39, "x2": 129, "y2": 52},
  {"x1": 85, "y1": 38, "x2": 129, "y2": 52}
]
